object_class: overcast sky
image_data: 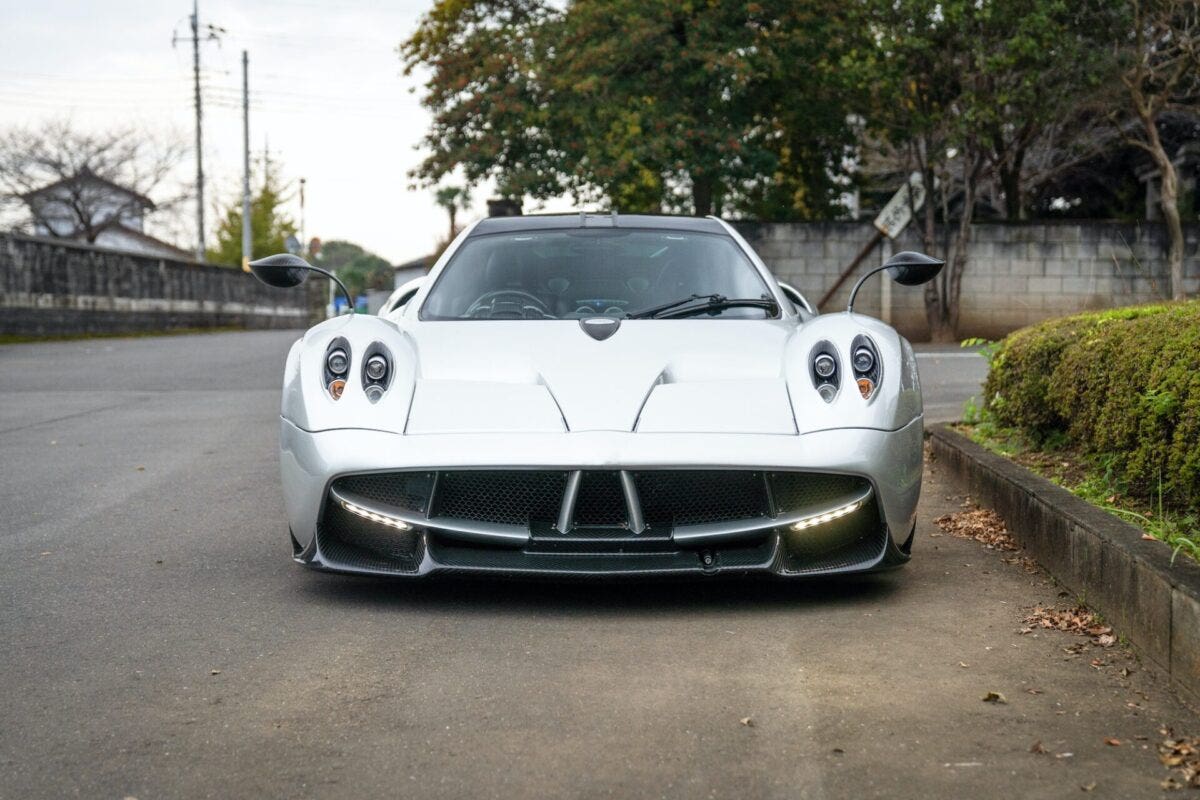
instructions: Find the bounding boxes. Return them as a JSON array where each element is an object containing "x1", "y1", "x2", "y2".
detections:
[{"x1": 0, "y1": 0, "x2": 562, "y2": 264}]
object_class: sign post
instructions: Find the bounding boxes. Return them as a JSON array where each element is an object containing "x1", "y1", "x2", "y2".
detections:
[{"x1": 818, "y1": 172, "x2": 927, "y2": 311}]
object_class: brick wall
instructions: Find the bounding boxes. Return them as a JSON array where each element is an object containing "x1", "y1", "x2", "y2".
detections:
[
  {"x1": 0, "y1": 233, "x2": 312, "y2": 337},
  {"x1": 736, "y1": 221, "x2": 1200, "y2": 341}
]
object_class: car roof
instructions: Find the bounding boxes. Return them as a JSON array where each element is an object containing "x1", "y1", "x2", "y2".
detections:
[{"x1": 469, "y1": 213, "x2": 728, "y2": 236}]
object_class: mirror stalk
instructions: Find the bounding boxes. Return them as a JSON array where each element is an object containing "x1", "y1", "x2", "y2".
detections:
[
  {"x1": 846, "y1": 251, "x2": 945, "y2": 314},
  {"x1": 846, "y1": 264, "x2": 892, "y2": 314}
]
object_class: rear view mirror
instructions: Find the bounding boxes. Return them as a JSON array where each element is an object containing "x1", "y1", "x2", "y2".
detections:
[
  {"x1": 884, "y1": 251, "x2": 944, "y2": 286},
  {"x1": 249, "y1": 253, "x2": 311, "y2": 288},
  {"x1": 847, "y1": 250, "x2": 945, "y2": 314},
  {"x1": 249, "y1": 253, "x2": 355, "y2": 313}
]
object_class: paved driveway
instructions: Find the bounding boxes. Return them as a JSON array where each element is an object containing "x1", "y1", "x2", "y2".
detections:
[{"x1": 0, "y1": 331, "x2": 1193, "y2": 799}]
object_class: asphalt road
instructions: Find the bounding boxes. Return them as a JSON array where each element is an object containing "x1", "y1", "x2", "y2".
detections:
[{"x1": 1, "y1": 330, "x2": 1195, "y2": 799}]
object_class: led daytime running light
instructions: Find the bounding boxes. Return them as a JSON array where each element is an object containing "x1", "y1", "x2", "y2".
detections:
[
  {"x1": 339, "y1": 499, "x2": 412, "y2": 530},
  {"x1": 790, "y1": 500, "x2": 862, "y2": 531}
]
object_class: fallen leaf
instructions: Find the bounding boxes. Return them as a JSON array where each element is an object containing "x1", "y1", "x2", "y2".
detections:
[
  {"x1": 210, "y1": 669, "x2": 221, "y2": 676},
  {"x1": 1030, "y1": 740, "x2": 1047, "y2": 754},
  {"x1": 1080, "y1": 781, "x2": 1096, "y2": 792},
  {"x1": 934, "y1": 509, "x2": 1018, "y2": 550},
  {"x1": 739, "y1": 717, "x2": 754, "y2": 728},
  {"x1": 1055, "y1": 752, "x2": 1074, "y2": 759},
  {"x1": 1141, "y1": 533, "x2": 1157, "y2": 541},
  {"x1": 1026, "y1": 688, "x2": 1044, "y2": 695},
  {"x1": 136, "y1": 466, "x2": 145, "y2": 472},
  {"x1": 832, "y1": 748, "x2": 844, "y2": 755},
  {"x1": 982, "y1": 691, "x2": 1007, "y2": 704},
  {"x1": 1104, "y1": 738, "x2": 1121, "y2": 746},
  {"x1": 959, "y1": 662, "x2": 969, "y2": 668}
]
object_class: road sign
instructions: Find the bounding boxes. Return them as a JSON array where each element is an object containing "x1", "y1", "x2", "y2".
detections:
[{"x1": 873, "y1": 172, "x2": 926, "y2": 239}]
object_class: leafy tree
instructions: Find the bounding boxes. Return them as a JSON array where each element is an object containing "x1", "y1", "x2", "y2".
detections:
[
  {"x1": 402, "y1": 0, "x2": 863, "y2": 217},
  {"x1": 862, "y1": 0, "x2": 1124, "y2": 339},
  {"x1": 1110, "y1": 0, "x2": 1200, "y2": 300},
  {"x1": 313, "y1": 239, "x2": 393, "y2": 298},
  {"x1": 434, "y1": 185, "x2": 468, "y2": 240},
  {"x1": 207, "y1": 161, "x2": 296, "y2": 267}
]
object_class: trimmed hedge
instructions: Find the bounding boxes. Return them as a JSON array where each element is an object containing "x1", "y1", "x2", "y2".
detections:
[{"x1": 985, "y1": 301, "x2": 1200, "y2": 512}]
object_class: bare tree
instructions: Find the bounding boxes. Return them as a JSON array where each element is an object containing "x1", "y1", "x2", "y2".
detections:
[
  {"x1": 0, "y1": 119, "x2": 187, "y2": 243},
  {"x1": 1114, "y1": 0, "x2": 1200, "y2": 300}
]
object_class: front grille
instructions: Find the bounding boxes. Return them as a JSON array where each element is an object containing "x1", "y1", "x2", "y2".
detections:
[
  {"x1": 634, "y1": 470, "x2": 769, "y2": 529},
  {"x1": 573, "y1": 471, "x2": 628, "y2": 526},
  {"x1": 433, "y1": 470, "x2": 567, "y2": 526},
  {"x1": 769, "y1": 473, "x2": 869, "y2": 513},
  {"x1": 324, "y1": 469, "x2": 873, "y2": 541},
  {"x1": 332, "y1": 472, "x2": 434, "y2": 513}
]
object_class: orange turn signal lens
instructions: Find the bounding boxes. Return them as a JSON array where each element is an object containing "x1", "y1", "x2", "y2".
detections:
[
  {"x1": 329, "y1": 379, "x2": 346, "y2": 400},
  {"x1": 856, "y1": 377, "x2": 874, "y2": 399}
]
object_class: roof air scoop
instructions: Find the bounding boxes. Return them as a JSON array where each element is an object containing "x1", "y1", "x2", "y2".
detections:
[{"x1": 580, "y1": 317, "x2": 620, "y2": 341}]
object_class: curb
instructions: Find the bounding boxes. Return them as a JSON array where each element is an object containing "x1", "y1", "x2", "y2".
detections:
[{"x1": 928, "y1": 423, "x2": 1200, "y2": 710}]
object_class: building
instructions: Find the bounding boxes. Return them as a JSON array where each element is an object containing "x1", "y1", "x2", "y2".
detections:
[{"x1": 21, "y1": 169, "x2": 192, "y2": 260}]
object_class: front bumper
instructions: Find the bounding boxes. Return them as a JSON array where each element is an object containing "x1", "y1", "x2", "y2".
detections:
[{"x1": 279, "y1": 417, "x2": 923, "y2": 579}]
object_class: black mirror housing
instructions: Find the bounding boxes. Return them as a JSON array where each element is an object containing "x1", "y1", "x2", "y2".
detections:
[
  {"x1": 248, "y1": 253, "x2": 355, "y2": 313},
  {"x1": 884, "y1": 251, "x2": 945, "y2": 286},
  {"x1": 249, "y1": 253, "x2": 311, "y2": 289}
]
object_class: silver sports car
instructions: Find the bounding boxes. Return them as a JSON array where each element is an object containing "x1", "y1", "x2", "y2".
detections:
[{"x1": 249, "y1": 213, "x2": 943, "y2": 579}]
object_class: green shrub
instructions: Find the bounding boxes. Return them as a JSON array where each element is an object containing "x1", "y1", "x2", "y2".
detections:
[{"x1": 984, "y1": 301, "x2": 1200, "y2": 512}]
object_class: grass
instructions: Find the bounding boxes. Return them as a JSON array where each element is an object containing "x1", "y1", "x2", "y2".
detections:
[{"x1": 957, "y1": 406, "x2": 1200, "y2": 565}]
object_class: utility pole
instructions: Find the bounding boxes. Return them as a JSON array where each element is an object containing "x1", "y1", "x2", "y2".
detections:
[
  {"x1": 190, "y1": 0, "x2": 205, "y2": 261},
  {"x1": 299, "y1": 177, "x2": 307, "y2": 254},
  {"x1": 174, "y1": 1, "x2": 220, "y2": 262},
  {"x1": 241, "y1": 49, "x2": 251, "y2": 270}
]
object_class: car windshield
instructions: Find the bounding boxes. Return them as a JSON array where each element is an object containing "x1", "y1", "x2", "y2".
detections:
[{"x1": 419, "y1": 228, "x2": 776, "y2": 320}]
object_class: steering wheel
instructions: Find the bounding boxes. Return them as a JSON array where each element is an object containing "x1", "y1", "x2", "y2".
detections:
[{"x1": 465, "y1": 290, "x2": 551, "y2": 318}]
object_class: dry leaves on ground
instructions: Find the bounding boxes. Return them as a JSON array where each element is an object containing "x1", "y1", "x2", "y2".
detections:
[
  {"x1": 934, "y1": 509, "x2": 1018, "y2": 551},
  {"x1": 1159, "y1": 728, "x2": 1200, "y2": 790},
  {"x1": 1022, "y1": 605, "x2": 1115, "y2": 647}
]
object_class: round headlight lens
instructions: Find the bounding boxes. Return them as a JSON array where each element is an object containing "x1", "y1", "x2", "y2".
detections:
[
  {"x1": 852, "y1": 346, "x2": 875, "y2": 373},
  {"x1": 365, "y1": 354, "x2": 388, "y2": 381},
  {"x1": 327, "y1": 348, "x2": 349, "y2": 375},
  {"x1": 814, "y1": 353, "x2": 836, "y2": 378}
]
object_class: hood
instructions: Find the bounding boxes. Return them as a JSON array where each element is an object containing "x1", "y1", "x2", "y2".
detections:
[{"x1": 403, "y1": 320, "x2": 798, "y2": 435}]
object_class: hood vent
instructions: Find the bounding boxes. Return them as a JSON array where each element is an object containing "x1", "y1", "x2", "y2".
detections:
[{"x1": 579, "y1": 317, "x2": 620, "y2": 341}]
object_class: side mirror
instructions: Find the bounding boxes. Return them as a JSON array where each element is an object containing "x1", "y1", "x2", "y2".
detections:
[
  {"x1": 249, "y1": 253, "x2": 355, "y2": 314},
  {"x1": 847, "y1": 250, "x2": 945, "y2": 314},
  {"x1": 248, "y1": 253, "x2": 309, "y2": 288},
  {"x1": 884, "y1": 250, "x2": 944, "y2": 286}
]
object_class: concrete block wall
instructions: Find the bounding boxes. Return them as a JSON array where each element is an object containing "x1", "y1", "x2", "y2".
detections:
[
  {"x1": 737, "y1": 221, "x2": 1200, "y2": 341},
  {"x1": 0, "y1": 233, "x2": 312, "y2": 337}
]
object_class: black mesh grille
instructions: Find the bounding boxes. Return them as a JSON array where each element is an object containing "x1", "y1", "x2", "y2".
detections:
[
  {"x1": 433, "y1": 470, "x2": 567, "y2": 525},
  {"x1": 769, "y1": 473, "x2": 869, "y2": 514},
  {"x1": 332, "y1": 472, "x2": 434, "y2": 513},
  {"x1": 318, "y1": 502, "x2": 422, "y2": 572},
  {"x1": 634, "y1": 471, "x2": 769, "y2": 529},
  {"x1": 573, "y1": 471, "x2": 628, "y2": 526}
]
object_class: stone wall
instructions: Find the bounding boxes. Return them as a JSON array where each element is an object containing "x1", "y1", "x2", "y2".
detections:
[
  {"x1": 736, "y1": 221, "x2": 1200, "y2": 341},
  {"x1": 0, "y1": 233, "x2": 311, "y2": 337}
]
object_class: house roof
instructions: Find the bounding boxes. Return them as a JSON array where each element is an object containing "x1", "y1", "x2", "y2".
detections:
[
  {"x1": 102, "y1": 222, "x2": 194, "y2": 260},
  {"x1": 23, "y1": 167, "x2": 156, "y2": 211}
]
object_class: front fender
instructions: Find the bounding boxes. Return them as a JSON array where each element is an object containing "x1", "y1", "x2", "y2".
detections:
[
  {"x1": 785, "y1": 312, "x2": 922, "y2": 434},
  {"x1": 282, "y1": 315, "x2": 417, "y2": 434}
]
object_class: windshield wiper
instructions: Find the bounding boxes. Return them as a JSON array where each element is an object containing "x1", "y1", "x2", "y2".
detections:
[{"x1": 628, "y1": 293, "x2": 779, "y2": 320}]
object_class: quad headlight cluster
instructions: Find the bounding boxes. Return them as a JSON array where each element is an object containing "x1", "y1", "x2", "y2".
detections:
[
  {"x1": 810, "y1": 335, "x2": 881, "y2": 402},
  {"x1": 321, "y1": 338, "x2": 392, "y2": 402}
]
